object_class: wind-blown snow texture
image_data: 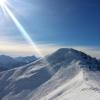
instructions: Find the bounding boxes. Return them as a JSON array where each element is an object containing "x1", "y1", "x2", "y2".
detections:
[{"x1": 0, "y1": 48, "x2": 100, "y2": 100}]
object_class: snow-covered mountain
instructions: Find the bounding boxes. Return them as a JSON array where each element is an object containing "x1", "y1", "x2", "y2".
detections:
[
  {"x1": 15, "y1": 56, "x2": 37, "y2": 64},
  {"x1": 0, "y1": 48, "x2": 100, "y2": 100},
  {"x1": 0, "y1": 55, "x2": 37, "y2": 71}
]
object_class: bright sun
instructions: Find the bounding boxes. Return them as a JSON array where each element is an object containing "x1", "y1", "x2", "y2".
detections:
[{"x1": 0, "y1": 0, "x2": 6, "y2": 6}]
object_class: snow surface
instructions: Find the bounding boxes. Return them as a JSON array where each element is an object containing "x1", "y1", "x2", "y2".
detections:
[{"x1": 0, "y1": 48, "x2": 100, "y2": 100}]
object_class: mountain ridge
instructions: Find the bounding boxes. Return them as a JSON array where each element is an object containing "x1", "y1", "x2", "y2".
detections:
[
  {"x1": 0, "y1": 48, "x2": 100, "y2": 100},
  {"x1": 47, "y1": 48, "x2": 100, "y2": 71},
  {"x1": 0, "y1": 55, "x2": 38, "y2": 71}
]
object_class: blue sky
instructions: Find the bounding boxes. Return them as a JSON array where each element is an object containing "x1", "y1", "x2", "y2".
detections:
[{"x1": 0, "y1": 0, "x2": 100, "y2": 57}]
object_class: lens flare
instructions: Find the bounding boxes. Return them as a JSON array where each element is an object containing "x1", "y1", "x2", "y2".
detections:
[
  {"x1": 0, "y1": 0, "x2": 6, "y2": 6},
  {"x1": 3, "y1": 5, "x2": 43, "y2": 57},
  {"x1": 0, "y1": 0, "x2": 43, "y2": 57},
  {"x1": 1, "y1": 1, "x2": 55, "y2": 75}
]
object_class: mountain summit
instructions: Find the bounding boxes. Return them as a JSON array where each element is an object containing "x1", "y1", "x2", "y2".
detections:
[
  {"x1": 0, "y1": 48, "x2": 100, "y2": 100},
  {"x1": 47, "y1": 48, "x2": 100, "y2": 71}
]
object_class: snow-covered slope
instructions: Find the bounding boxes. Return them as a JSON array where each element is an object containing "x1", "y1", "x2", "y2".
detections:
[
  {"x1": 42, "y1": 71, "x2": 100, "y2": 100},
  {"x1": 0, "y1": 48, "x2": 100, "y2": 100}
]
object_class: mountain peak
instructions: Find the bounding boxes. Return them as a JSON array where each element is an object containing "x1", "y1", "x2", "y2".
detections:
[
  {"x1": 47, "y1": 48, "x2": 85, "y2": 63},
  {"x1": 0, "y1": 55, "x2": 38, "y2": 71},
  {"x1": 0, "y1": 48, "x2": 100, "y2": 100},
  {"x1": 53, "y1": 48, "x2": 77, "y2": 54},
  {"x1": 47, "y1": 48, "x2": 100, "y2": 71}
]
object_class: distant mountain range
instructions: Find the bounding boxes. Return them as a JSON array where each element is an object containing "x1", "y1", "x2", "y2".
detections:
[
  {"x1": 0, "y1": 55, "x2": 38, "y2": 71},
  {"x1": 0, "y1": 48, "x2": 100, "y2": 100}
]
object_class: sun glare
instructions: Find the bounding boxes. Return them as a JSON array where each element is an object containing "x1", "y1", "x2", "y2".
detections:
[
  {"x1": 0, "y1": 0, "x2": 54, "y2": 75},
  {"x1": 0, "y1": 0, "x2": 6, "y2": 6}
]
